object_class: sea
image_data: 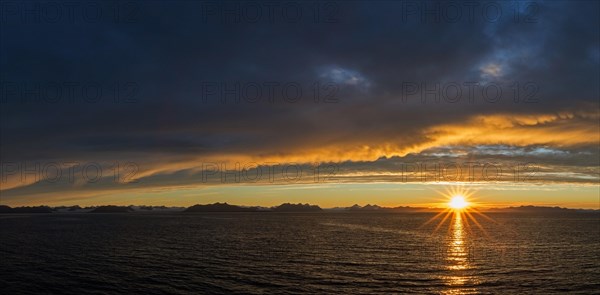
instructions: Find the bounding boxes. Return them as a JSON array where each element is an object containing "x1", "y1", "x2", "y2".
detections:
[{"x1": 1, "y1": 212, "x2": 598, "y2": 294}]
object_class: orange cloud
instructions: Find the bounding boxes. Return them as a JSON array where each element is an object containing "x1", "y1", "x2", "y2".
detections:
[{"x1": 123, "y1": 110, "x2": 600, "y2": 180}]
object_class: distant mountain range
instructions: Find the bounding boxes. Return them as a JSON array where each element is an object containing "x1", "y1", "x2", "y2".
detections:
[
  {"x1": 0, "y1": 204, "x2": 185, "y2": 214},
  {"x1": 484, "y1": 205, "x2": 599, "y2": 213},
  {"x1": 184, "y1": 202, "x2": 322, "y2": 212},
  {"x1": 0, "y1": 203, "x2": 597, "y2": 214},
  {"x1": 185, "y1": 202, "x2": 261, "y2": 212},
  {"x1": 335, "y1": 204, "x2": 428, "y2": 212}
]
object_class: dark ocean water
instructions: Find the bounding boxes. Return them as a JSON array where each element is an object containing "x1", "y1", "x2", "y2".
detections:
[{"x1": 1, "y1": 212, "x2": 598, "y2": 294}]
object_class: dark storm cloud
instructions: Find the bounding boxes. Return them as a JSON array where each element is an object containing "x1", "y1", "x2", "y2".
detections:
[{"x1": 0, "y1": 0, "x2": 598, "y2": 200}]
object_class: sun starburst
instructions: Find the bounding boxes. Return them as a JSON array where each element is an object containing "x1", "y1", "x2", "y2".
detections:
[{"x1": 421, "y1": 186, "x2": 494, "y2": 236}]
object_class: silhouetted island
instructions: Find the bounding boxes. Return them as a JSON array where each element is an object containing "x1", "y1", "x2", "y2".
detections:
[
  {"x1": 337, "y1": 204, "x2": 426, "y2": 212},
  {"x1": 90, "y1": 206, "x2": 134, "y2": 213},
  {"x1": 51, "y1": 205, "x2": 83, "y2": 212},
  {"x1": 185, "y1": 202, "x2": 260, "y2": 212},
  {"x1": 272, "y1": 203, "x2": 322, "y2": 212},
  {"x1": 0, "y1": 205, "x2": 53, "y2": 213},
  {"x1": 184, "y1": 203, "x2": 322, "y2": 212},
  {"x1": 348, "y1": 204, "x2": 383, "y2": 211},
  {"x1": 486, "y1": 205, "x2": 598, "y2": 213}
]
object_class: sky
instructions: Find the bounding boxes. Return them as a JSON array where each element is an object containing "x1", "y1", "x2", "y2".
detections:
[{"x1": 0, "y1": 0, "x2": 599, "y2": 208}]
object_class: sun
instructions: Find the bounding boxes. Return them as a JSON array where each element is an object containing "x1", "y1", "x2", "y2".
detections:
[
  {"x1": 449, "y1": 195, "x2": 468, "y2": 210},
  {"x1": 422, "y1": 187, "x2": 494, "y2": 235}
]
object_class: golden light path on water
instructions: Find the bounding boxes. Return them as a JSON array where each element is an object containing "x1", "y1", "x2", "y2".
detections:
[
  {"x1": 448, "y1": 213, "x2": 468, "y2": 273},
  {"x1": 427, "y1": 187, "x2": 489, "y2": 294},
  {"x1": 441, "y1": 211, "x2": 480, "y2": 295}
]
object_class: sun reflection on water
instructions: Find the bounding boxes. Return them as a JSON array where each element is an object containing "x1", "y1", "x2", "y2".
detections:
[
  {"x1": 448, "y1": 213, "x2": 468, "y2": 272},
  {"x1": 422, "y1": 187, "x2": 490, "y2": 294},
  {"x1": 443, "y1": 212, "x2": 478, "y2": 294}
]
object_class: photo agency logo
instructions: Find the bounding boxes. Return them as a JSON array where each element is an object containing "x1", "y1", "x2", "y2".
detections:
[
  {"x1": 392, "y1": 161, "x2": 539, "y2": 183},
  {"x1": 398, "y1": 0, "x2": 539, "y2": 24},
  {"x1": 0, "y1": 161, "x2": 339, "y2": 186},
  {"x1": 198, "y1": 162, "x2": 340, "y2": 184},
  {"x1": 0, "y1": 160, "x2": 542, "y2": 187},
  {"x1": 0, "y1": 161, "x2": 140, "y2": 184},
  {"x1": 0, "y1": 1, "x2": 139, "y2": 24},
  {"x1": 196, "y1": 1, "x2": 539, "y2": 25},
  {"x1": 0, "y1": 81, "x2": 139, "y2": 104},
  {"x1": 399, "y1": 81, "x2": 540, "y2": 104},
  {"x1": 198, "y1": 81, "x2": 340, "y2": 104},
  {"x1": 195, "y1": 161, "x2": 538, "y2": 185},
  {"x1": 198, "y1": 1, "x2": 341, "y2": 24}
]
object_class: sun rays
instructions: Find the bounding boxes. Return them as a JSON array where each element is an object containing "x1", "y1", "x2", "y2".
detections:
[{"x1": 422, "y1": 186, "x2": 494, "y2": 236}]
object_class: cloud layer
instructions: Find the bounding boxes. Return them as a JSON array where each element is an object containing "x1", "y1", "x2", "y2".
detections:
[{"x1": 1, "y1": 1, "x2": 598, "y2": 204}]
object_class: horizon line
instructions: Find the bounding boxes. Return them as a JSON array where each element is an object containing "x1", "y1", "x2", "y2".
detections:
[{"x1": 1, "y1": 203, "x2": 598, "y2": 211}]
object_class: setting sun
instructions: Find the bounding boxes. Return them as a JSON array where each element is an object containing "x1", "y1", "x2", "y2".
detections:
[{"x1": 449, "y1": 196, "x2": 468, "y2": 210}]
